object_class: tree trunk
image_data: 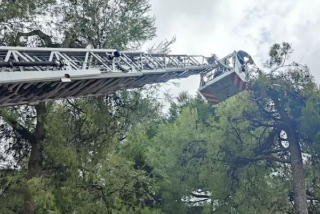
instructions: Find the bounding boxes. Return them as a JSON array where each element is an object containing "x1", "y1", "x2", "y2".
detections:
[
  {"x1": 288, "y1": 130, "x2": 308, "y2": 214},
  {"x1": 23, "y1": 102, "x2": 47, "y2": 214},
  {"x1": 268, "y1": 91, "x2": 309, "y2": 214}
]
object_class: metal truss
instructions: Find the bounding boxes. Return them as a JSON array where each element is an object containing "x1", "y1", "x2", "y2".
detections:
[
  {"x1": 0, "y1": 46, "x2": 213, "y2": 73},
  {"x1": 0, "y1": 46, "x2": 233, "y2": 107},
  {"x1": 199, "y1": 52, "x2": 239, "y2": 88}
]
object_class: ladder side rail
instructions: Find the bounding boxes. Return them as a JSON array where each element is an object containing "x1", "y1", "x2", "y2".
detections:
[
  {"x1": 1, "y1": 46, "x2": 212, "y2": 67},
  {"x1": 0, "y1": 47, "x2": 226, "y2": 76},
  {"x1": 0, "y1": 46, "x2": 119, "y2": 53}
]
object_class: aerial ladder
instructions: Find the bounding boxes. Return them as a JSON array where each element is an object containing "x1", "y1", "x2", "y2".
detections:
[{"x1": 0, "y1": 46, "x2": 252, "y2": 107}]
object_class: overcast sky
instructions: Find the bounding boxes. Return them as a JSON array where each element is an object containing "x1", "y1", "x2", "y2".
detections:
[{"x1": 142, "y1": 0, "x2": 320, "y2": 99}]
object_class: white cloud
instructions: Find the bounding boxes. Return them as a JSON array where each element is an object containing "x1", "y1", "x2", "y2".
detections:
[{"x1": 143, "y1": 0, "x2": 320, "y2": 100}]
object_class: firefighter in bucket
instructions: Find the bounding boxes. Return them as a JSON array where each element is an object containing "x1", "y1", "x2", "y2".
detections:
[{"x1": 237, "y1": 50, "x2": 255, "y2": 72}]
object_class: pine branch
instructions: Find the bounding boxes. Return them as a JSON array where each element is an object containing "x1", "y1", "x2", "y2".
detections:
[
  {"x1": 14, "y1": 29, "x2": 83, "y2": 48},
  {"x1": 237, "y1": 155, "x2": 290, "y2": 165},
  {"x1": 0, "y1": 109, "x2": 35, "y2": 142},
  {"x1": 254, "y1": 128, "x2": 279, "y2": 154},
  {"x1": 258, "y1": 148, "x2": 289, "y2": 155},
  {"x1": 264, "y1": 156, "x2": 290, "y2": 164},
  {"x1": 255, "y1": 100, "x2": 281, "y2": 121},
  {"x1": 266, "y1": 90, "x2": 292, "y2": 126},
  {"x1": 15, "y1": 30, "x2": 53, "y2": 47},
  {"x1": 306, "y1": 190, "x2": 320, "y2": 202},
  {"x1": 190, "y1": 192, "x2": 210, "y2": 199}
]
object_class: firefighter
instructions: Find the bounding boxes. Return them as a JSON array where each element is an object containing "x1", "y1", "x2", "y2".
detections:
[
  {"x1": 206, "y1": 54, "x2": 217, "y2": 64},
  {"x1": 237, "y1": 50, "x2": 254, "y2": 72}
]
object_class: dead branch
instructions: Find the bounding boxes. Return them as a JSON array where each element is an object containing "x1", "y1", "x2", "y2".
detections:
[{"x1": 147, "y1": 36, "x2": 176, "y2": 54}]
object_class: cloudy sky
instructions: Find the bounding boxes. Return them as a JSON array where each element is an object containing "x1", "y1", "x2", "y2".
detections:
[{"x1": 142, "y1": 0, "x2": 320, "y2": 98}]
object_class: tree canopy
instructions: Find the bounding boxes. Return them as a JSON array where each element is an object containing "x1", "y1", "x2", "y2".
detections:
[{"x1": 1, "y1": 1, "x2": 320, "y2": 214}]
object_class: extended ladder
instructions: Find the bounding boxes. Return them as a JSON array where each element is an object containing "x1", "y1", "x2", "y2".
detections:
[{"x1": 0, "y1": 46, "x2": 236, "y2": 107}]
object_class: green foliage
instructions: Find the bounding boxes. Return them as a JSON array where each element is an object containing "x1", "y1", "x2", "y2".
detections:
[
  {"x1": 0, "y1": 0, "x2": 160, "y2": 213},
  {"x1": 139, "y1": 42, "x2": 320, "y2": 213},
  {"x1": 0, "y1": 171, "x2": 25, "y2": 214},
  {"x1": 30, "y1": 94, "x2": 163, "y2": 213},
  {"x1": 144, "y1": 97, "x2": 218, "y2": 213},
  {"x1": 1, "y1": 0, "x2": 320, "y2": 212},
  {"x1": 1, "y1": 0, "x2": 156, "y2": 49},
  {"x1": 167, "y1": 91, "x2": 215, "y2": 123},
  {"x1": 0, "y1": 0, "x2": 55, "y2": 22},
  {"x1": 264, "y1": 42, "x2": 293, "y2": 68},
  {"x1": 59, "y1": 0, "x2": 156, "y2": 49}
]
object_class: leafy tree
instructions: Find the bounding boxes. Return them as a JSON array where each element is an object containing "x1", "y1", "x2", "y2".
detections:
[
  {"x1": 167, "y1": 91, "x2": 215, "y2": 123},
  {"x1": 0, "y1": 89, "x2": 167, "y2": 214},
  {"x1": 0, "y1": 0, "x2": 162, "y2": 213},
  {"x1": 191, "y1": 43, "x2": 318, "y2": 213},
  {"x1": 209, "y1": 43, "x2": 319, "y2": 213},
  {"x1": 143, "y1": 42, "x2": 320, "y2": 214},
  {"x1": 245, "y1": 42, "x2": 315, "y2": 214},
  {"x1": 140, "y1": 94, "x2": 217, "y2": 214},
  {"x1": 144, "y1": 93, "x2": 291, "y2": 213},
  {"x1": 1, "y1": 0, "x2": 156, "y2": 49},
  {"x1": 40, "y1": 93, "x2": 163, "y2": 213},
  {"x1": 1, "y1": 2, "x2": 320, "y2": 213}
]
